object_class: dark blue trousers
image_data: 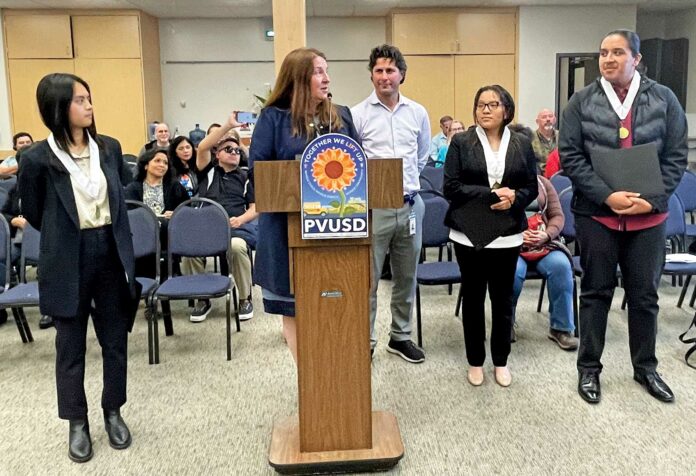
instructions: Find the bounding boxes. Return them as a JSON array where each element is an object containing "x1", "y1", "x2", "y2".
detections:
[
  {"x1": 576, "y1": 216, "x2": 665, "y2": 376},
  {"x1": 54, "y1": 226, "x2": 131, "y2": 420}
]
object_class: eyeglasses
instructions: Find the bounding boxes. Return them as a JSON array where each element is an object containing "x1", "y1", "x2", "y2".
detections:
[
  {"x1": 220, "y1": 146, "x2": 241, "y2": 155},
  {"x1": 476, "y1": 101, "x2": 501, "y2": 111}
]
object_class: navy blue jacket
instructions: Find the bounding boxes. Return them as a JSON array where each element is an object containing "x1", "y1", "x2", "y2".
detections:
[
  {"x1": 248, "y1": 105, "x2": 359, "y2": 297},
  {"x1": 18, "y1": 136, "x2": 137, "y2": 318}
]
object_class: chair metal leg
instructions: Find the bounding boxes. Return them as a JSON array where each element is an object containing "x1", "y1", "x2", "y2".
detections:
[
  {"x1": 161, "y1": 299, "x2": 174, "y2": 336},
  {"x1": 537, "y1": 279, "x2": 546, "y2": 312},
  {"x1": 690, "y1": 283, "x2": 696, "y2": 308},
  {"x1": 11, "y1": 307, "x2": 28, "y2": 343},
  {"x1": 146, "y1": 297, "x2": 154, "y2": 365},
  {"x1": 233, "y1": 287, "x2": 240, "y2": 332},
  {"x1": 18, "y1": 308, "x2": 33, "y2": 343},
  {"x1": 153, "y1": 298, "x2": 161, "y2": 364},
  {"x1": 455, "y1": 285, "x2": 463, "y2": 317},
  {"x1": 415, "y1": 285, "x2": 422, "y2": 348},
  {"x1": 678, "y1": 275, "x2": 691, "y2": 308},
  {"x1": 226, "y1": 292, "x2": 232, "y2": 361}
]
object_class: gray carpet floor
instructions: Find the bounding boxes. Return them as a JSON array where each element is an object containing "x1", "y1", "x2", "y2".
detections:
[{"x1": 1, "y1": 271, "x2": 695, "y2": 475}]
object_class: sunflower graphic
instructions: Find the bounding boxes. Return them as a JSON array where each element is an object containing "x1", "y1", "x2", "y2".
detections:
[{"x1": 312, "y1": 148, "x2": 357, "y2": 217}]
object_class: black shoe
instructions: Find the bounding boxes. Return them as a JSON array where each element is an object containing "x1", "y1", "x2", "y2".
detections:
[
  {"x1": 634, "y1": 371, "x2": 675, "y2": 403},
  {"x1": 386, "y1": 339, "x2": 425, "y2": 363},
  {"x1": 239, "y1": 300, "x2": 254, "y2": 321},
  {"x1": 189, "y1": 300, "x2": 212, "y2": 322},
  {"x1": 39, "y1": 315, "x2": 54, "y2": 329},
  {"x1": 0, "y1": 309, "x2": 7, "y2": 326},
  {"x1": 104, "y1": 410, "x2": 132, "y2": 449},
  {"x1": 68, "y1": 418, "x2": 93, "y2": 463},
  {"x1": 578, "y1": 371, "x2": 601, "y2": 404}
]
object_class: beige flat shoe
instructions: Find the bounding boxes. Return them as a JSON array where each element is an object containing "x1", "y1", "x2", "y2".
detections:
[
  {"x1": 494, "y1": 366, "x2": 512, "y2": 387},
  {"x1": 467, "y1": 366, "x2": 484, "y2": 386}
]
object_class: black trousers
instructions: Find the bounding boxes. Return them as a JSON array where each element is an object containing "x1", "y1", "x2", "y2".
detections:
[
  {"x1": 575, "y1": 216, "x2": 665, "y2": 376},
  {"x1": 54, "y1": 226, "x2": 131, "y2": 420},
  {"x1": 454, "y1": 243, "x2": 521, "y2": 367}
]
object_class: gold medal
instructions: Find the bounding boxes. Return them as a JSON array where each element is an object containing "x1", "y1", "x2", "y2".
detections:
[{"x1": 619, "y1": 127, "x2": 630, "y2": 140}]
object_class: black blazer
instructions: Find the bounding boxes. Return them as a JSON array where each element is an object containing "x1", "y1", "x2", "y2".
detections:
[
  {"x1": 124, "y1": 179, "x2": 189, "y2": 212},
  {"x1": 443, "y1": 128, "x2": 538, "y2": 248},
  {"x1": 18, "y1": 136, "x2": 137, "y2": 318}
]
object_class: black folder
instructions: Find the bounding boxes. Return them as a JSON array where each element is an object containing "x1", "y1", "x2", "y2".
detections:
[{"x1": 591, "y1": 143, "x2": 664, "y2": 196}]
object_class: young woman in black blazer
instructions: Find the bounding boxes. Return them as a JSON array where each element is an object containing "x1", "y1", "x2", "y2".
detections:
[
  {"x1": 443, "y1": 85, "x2": 537, "y2": 388},
  {"x1": 19, "y1": 73, "x2": 138, "y2": 463}
]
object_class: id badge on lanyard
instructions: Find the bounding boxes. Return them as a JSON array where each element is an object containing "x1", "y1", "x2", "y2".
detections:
[{"x1": 409, "y1": 208, "x2": 416, "y2": 236}]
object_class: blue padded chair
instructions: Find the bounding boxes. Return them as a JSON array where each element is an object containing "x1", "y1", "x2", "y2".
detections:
[
  {"x1": 152, "y1": 197, "x2": 238, "y2": 363},
  {"x1": 0, "y1": 176, "x2": 17, "y2": 193},
  {"x1": 660, "y1": 194, "x2": 696, "y2": 308},
  {"x1": 0, "y1": 222, "x2": 41, "y2": 343},
  {"x1": 126, "y1": 200, "x2": 161, "y2": 364},
  {"x1": 675, "y1": 170, "x2": 696, "y2": 225},
  {"x1": 420, "y1": 166, "x2": 444, "y2": 194},
  {"x1": 415, "y1": 195, "x2": 460, "y2": 347},
  {"x1": 550, "y1": 173, "x2": 572, "y2": 195}
]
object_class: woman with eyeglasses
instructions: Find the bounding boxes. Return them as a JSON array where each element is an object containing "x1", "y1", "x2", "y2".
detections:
[
  {"x1": 248, "y1": 47, "x2": 359, "y2": 364},
  {"x1": 19, "y1": 73, "x2": 139, "y2": 462},
  {"x1": 434, "y1": 119, "x2": 465, "y2": 168},
  {"x1": 443, "y1": 85, "x2": 537, "y2": 387}
]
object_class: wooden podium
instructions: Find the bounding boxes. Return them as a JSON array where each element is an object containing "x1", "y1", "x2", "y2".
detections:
[{"x1": 255, "y1": 158, "x2": 405, "y2": 474}]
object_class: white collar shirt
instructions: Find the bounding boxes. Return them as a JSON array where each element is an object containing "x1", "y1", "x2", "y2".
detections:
[{"x1": 351, "y1": 90, "x2": 431, "y2": 195}]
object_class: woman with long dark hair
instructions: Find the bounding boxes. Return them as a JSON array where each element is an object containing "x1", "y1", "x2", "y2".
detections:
[
  {"x1": 19, "y1": 73, "x2": 138, "y2": 463},
  {"x1": 443, "y1": 85, "x2": 537, "y2": 387},
  {"x1": 168, "y1": 135, "x2": 199, "y2": 197},
  {"x1": 248, "y1": 47, "x2": 359, "y2": 363}
]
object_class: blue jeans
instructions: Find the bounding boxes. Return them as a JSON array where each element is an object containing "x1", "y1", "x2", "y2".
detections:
[{"x1": 512, "y1": 250, "x2": 575, "y2": 332}]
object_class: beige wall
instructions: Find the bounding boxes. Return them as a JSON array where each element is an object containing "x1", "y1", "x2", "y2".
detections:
[
  {"x1": 159, "y1": 17, "x2": 384, "y2": 135},
  {"x1": 517, "y1": 5, "x2": 637, "y2": 128},
  {"x1": 0, "y1": 12, "x2": 15, "y2": 150}
]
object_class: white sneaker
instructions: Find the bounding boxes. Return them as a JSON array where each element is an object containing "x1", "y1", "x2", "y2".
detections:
[{"x1": 190, "y1": 300, "x2": 211, "y2": 322}]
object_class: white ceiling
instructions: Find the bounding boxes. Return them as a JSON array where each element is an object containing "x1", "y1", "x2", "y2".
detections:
[{"x1": 0, "y1": 0, "x2": 695, "y2": 18}]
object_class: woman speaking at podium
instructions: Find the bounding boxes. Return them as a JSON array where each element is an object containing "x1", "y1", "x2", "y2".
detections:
[
  {"x1": 249, "y1": 47, "x2": 359, "y2": 363},
  {"x1": 19, "y1": 73, "x2": 138, "y2": 463}
]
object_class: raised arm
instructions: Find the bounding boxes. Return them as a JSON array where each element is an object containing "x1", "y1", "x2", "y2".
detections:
[{"x1": 196, "y1": 112, "x2": 243, "y2": 171}]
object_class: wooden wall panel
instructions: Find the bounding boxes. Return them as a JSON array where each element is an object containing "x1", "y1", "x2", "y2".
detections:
[
  {"x1": 454, "y1": 55, "x2": 516, "y2": 123},
  {"x1": 74, "y1": 58, "x2": 146, "y2": 155},
  {"x1": 7, "y1": 59, "x2": 74, "y2": 138},
  {"x1": 4, "y1": 15, "x2": 72, "y2": 59},
  {"x1": 72, "y1": 15, "x2": 141, "y2": 58},
  {"x1": 400, "y1": 56, "x2": 456, "y2": 133}
]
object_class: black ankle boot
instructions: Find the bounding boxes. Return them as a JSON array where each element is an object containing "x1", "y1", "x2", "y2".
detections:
[
  {"x1": 68, "y1": 418, "x2": 93, "y2": 463},
  {"x1": 104, "y1": 409, "x2": 131, "y2": 449}
]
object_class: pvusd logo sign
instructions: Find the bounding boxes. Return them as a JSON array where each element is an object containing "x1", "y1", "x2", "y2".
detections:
[{"x1": 300, "y1": 133, "x2": 368, "y2": 239}]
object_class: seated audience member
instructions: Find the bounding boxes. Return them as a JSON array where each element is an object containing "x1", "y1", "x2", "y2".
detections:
[
  {"x1": 169, "y1": 136, "x2": 199, "y2": 197},
  {"x1": 139, "y1": 122, "x2": 170, "y2": 155},
  {"x1": 434, "y1": 120, "x2": 465, "y2": 168},
  {"x1": 125, "y1": 149, "x2": 188, "y2": 279},
  {"x1": 1, "y1": 132, "x2": 33, "y2": 175},
  {"x1": 227, "y1": 128, "x2": 249, "y2": 168},
  {"x1": 544, "y1": 148, "x2": 561, "y2": 178},
  {"x1": 429, "y1": 115, "x2": 452, "y2": 165},
  {"x1": 531, "y1": 108, "x2": 558, "y2": 174},
  {"x1": 0, "y1": 148, "x2": 46, "y2": 328},
  {"x1": 182, "y1": 113, "x2": 257, "y2": 322},
  {"x1": 206, "y1": 123, "x2": 221, "y2": 136},
  {"x1": 511, "y1": 175, "x2": 577, "y2": 350}
]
